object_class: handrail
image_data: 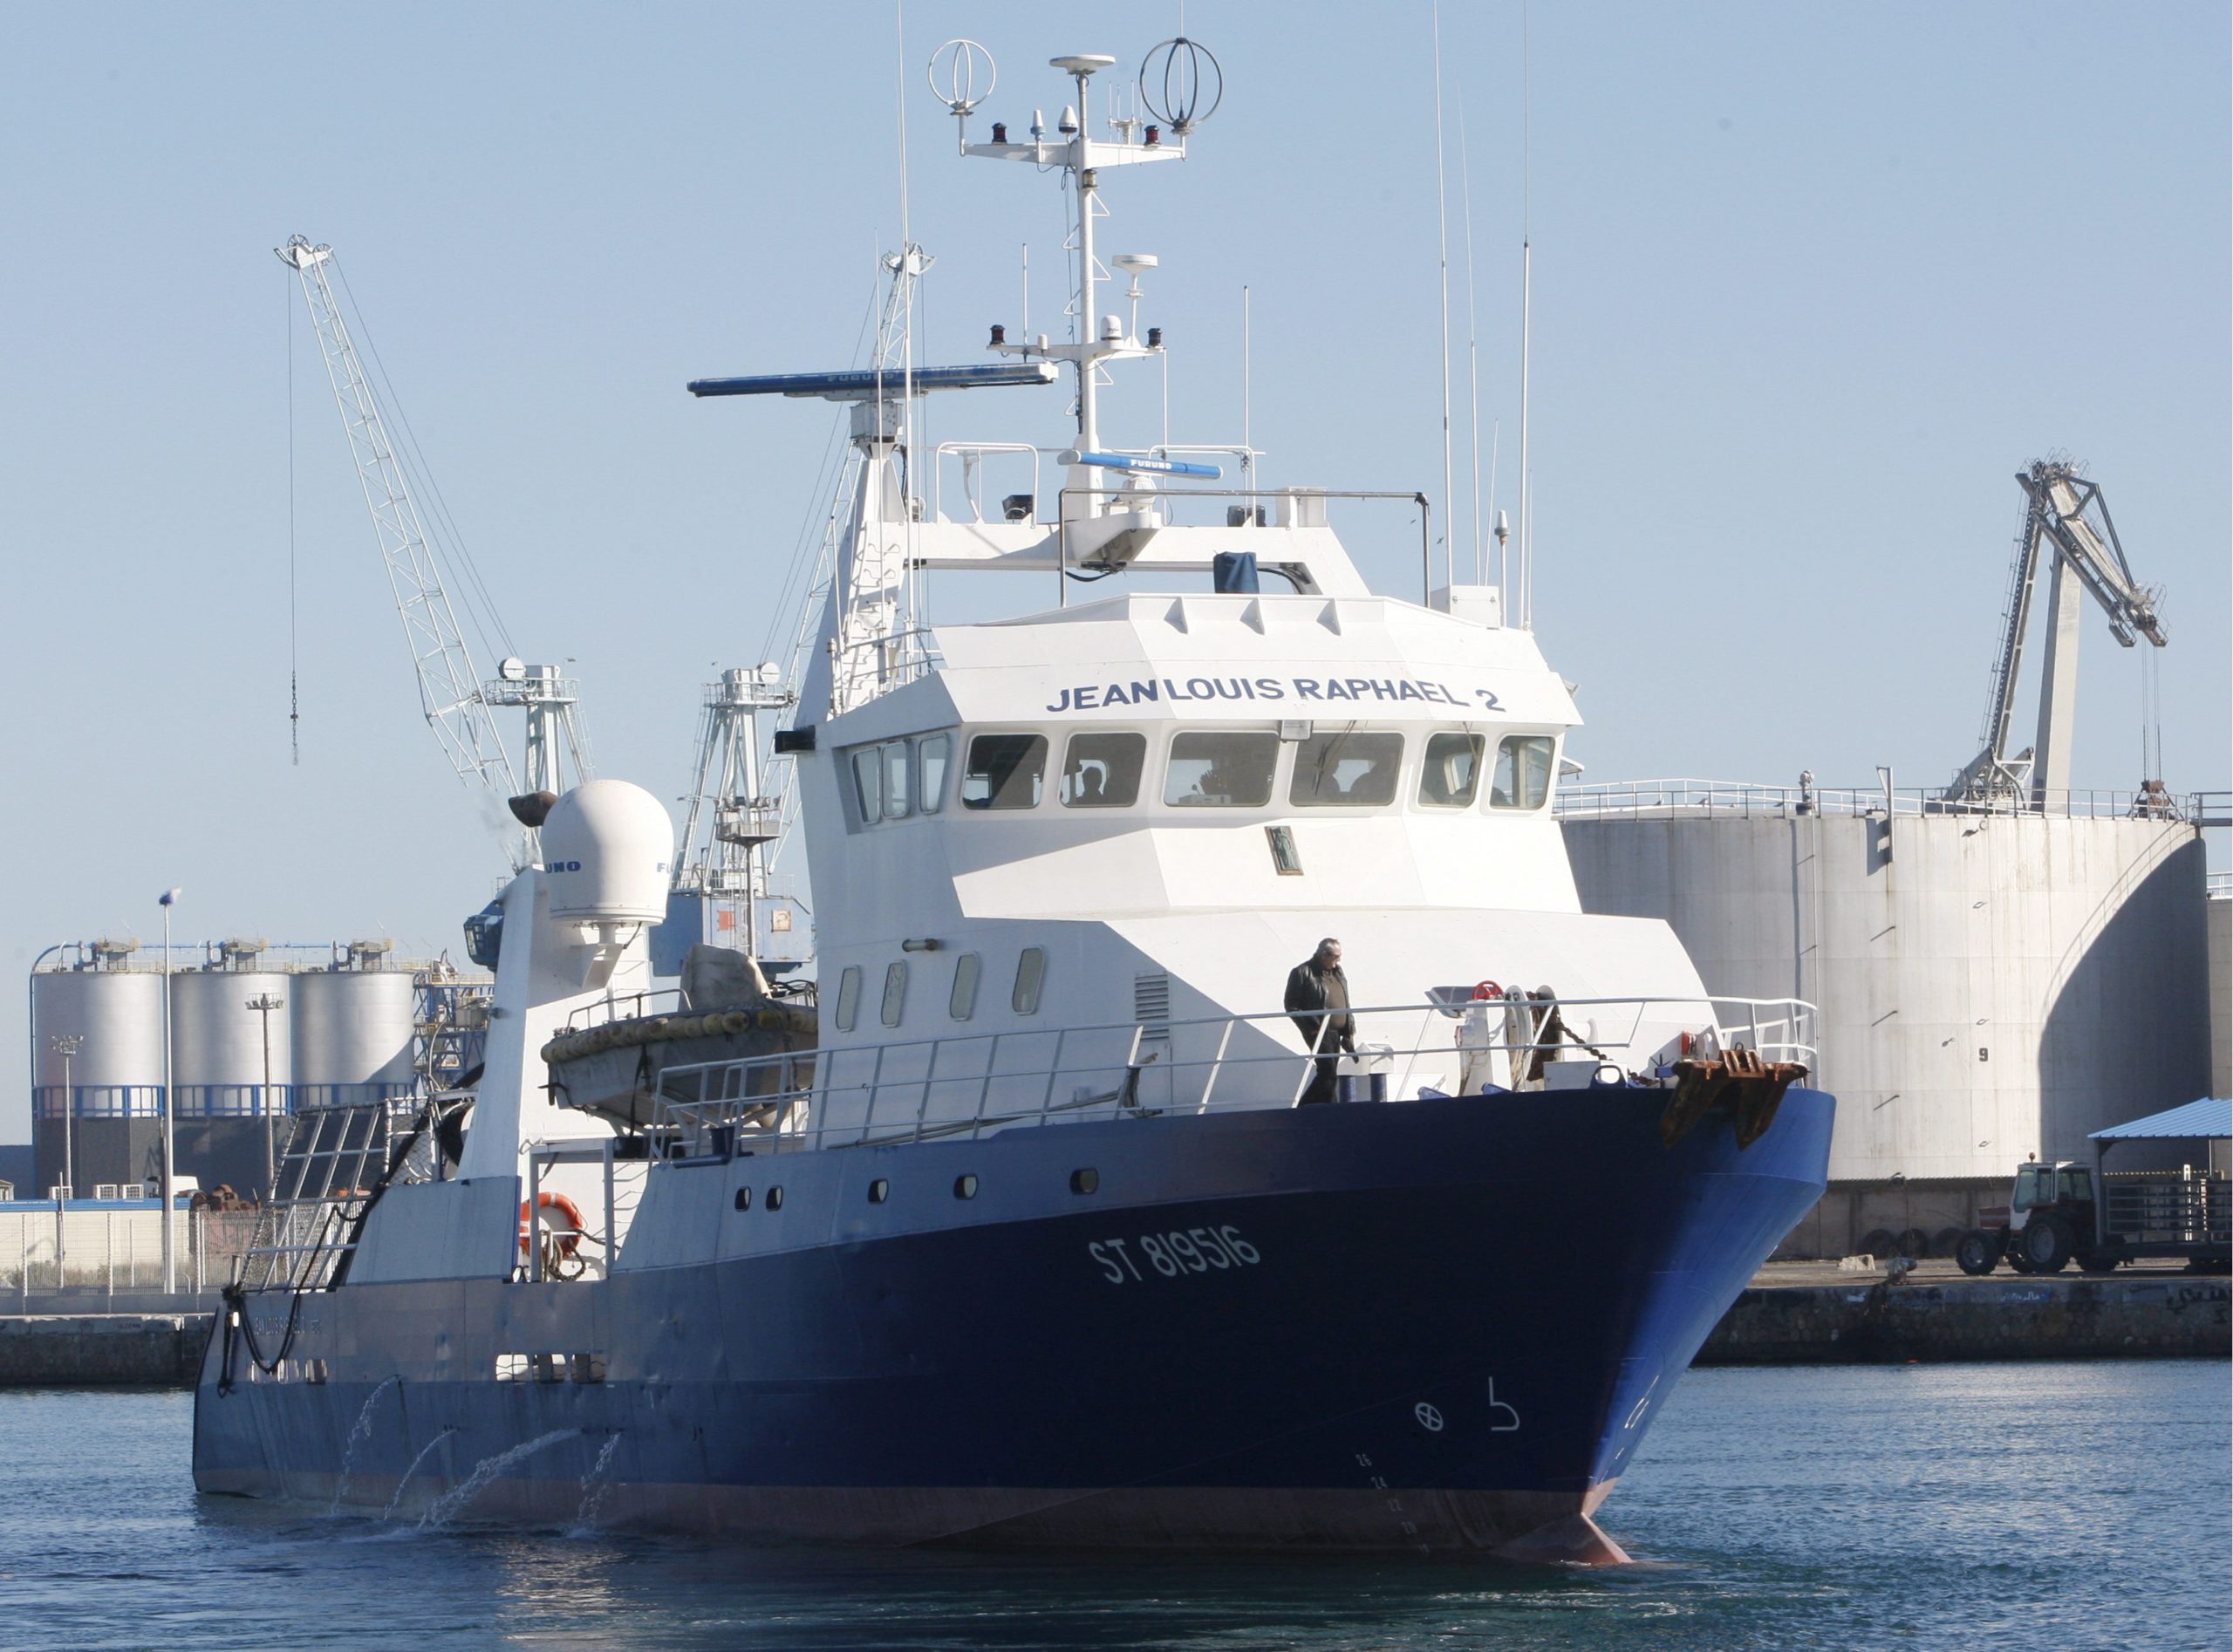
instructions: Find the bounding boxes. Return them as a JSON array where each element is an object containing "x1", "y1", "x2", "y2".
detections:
[
  {"x1": 1555, "y1": 777, "x2": 2217, "y2": 824},
  {"x1": 650, "y1": 992, "x2": 1816, "y2": 1157}
]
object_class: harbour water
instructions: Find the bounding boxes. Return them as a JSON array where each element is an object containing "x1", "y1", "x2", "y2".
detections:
[{"x1": 1, "y1": 1362, "x2": 2223, "y2": 1649}]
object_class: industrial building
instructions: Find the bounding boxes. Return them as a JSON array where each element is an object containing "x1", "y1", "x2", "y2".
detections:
[
  {"x1": 1562, "y1": 782, "x2": 2214, "y2": 1256},
  {"x1": 28, "y1": 938, "x2": 487, "y2": 1202}
]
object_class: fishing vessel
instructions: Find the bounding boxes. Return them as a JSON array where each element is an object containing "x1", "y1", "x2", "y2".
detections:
[{"x1": 193, "y1": 38, "x2": 1833, "y2": 1562}]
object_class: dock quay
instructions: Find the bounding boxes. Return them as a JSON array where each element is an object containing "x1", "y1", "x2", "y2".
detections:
[
  {"x1": 0, "y1": 1311, "x2": 211, "y2": 1387},
  {"x1": 1697, "y1": 1259, "x2": 2230, "y2": 1364},
  {"x1": 1, "y1": 1262, "x2": 2222, "y2": 1389}
]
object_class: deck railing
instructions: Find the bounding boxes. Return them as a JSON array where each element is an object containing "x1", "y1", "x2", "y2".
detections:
[{"x1": 655, "y1": 993, "x2": 1816, "y2": 1157}]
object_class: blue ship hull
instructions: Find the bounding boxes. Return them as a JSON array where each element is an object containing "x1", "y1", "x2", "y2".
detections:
[{"x1": 193, "y1": 1085, "x2": 1832, "y2": 1559}]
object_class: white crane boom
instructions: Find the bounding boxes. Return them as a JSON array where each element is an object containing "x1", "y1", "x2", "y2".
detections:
[{"x1": 279, "y1": 236, "x2": 521, "y2": 801}]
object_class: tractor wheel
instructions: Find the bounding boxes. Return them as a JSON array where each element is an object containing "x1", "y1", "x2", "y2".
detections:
[
  {"x1": 2021, "y1": 1216, "x2": 2073, "y2": 1274},
  {"x1": 1954, "y1": 1231, "x2": 1999, "y2": 1276},
  {"x1": 2008, "y1": 1247, "x2": 2037, "y2": 1274}
]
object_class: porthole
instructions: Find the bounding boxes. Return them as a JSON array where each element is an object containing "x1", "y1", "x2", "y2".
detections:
[
  {"x1": 766, "y1": 1185, "x2": 784, "y2": 1211},
  {"x1": 733, "y1": 1186, "x2": 752, "y2": 1212},
  {"x1": 868, "y1": 1178, "x2": 890, "y2": 1205},
  {"x1": 954, "y1": 1174, "x2": 979, "y2": 1200},
  {"x1": 1070, "y1": 1168, "x2": 1099, "y2": 1195}
]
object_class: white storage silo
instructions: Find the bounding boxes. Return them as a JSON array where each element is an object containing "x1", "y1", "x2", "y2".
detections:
[
  {"x1": 1560, "y1": 789, "x2": 2211, "y2": 1255},
  {"x1": 290, "y1": 967, "x2": 417, "y2": 1109},
  {"x1": 32, "y1": 967, "x2": 165, "y2": 1122},
  {"x1": 170, "y1": 969, "x2": 293, "y2": 1117}
]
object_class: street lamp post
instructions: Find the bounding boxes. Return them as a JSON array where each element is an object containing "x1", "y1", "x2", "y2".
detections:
[
  {"x1": 47, "y1": 1034, "x2": 83, "y2": 1200},
  {"x1": 246, "y1": 992, "x2": 286, "y2": 1196},
  {"x1": 158, "y1": 888, "x2": 181, "y2": 1294}
]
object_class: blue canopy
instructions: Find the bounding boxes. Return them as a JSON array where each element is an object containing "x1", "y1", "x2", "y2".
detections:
[{"x1": 2089, "y1": 1097, "x2": 2231, "y2": 1142}]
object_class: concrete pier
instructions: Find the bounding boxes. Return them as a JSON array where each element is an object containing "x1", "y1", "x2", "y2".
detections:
[
  {"x1": 0, "y1": 1314, "x2": 211, "y2": 1386},
  {"x1": 1698, "y1": 1262, "x2": 2231, "y2": 1363}
]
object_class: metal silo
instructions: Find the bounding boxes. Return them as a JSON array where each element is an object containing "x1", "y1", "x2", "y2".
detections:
[
  {"x1": 32, "y1": 966, "x2": 165, "y2": 1119},
  {"x1": 290, "y1": 964, "x2": 417, "y2": 1109},
  {"x1": 31, "y1": 962, "x2": 166, "y2": 1197},
  {"x1": 169, "y1": 968, "x2": 293, "y2": 1117},
  {"x1": 1560, "y1": 782, "x2": 2213, "y2": 1256}
]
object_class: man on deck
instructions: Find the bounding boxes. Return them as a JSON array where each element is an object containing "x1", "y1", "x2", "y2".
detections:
[{"x1": 1284, "y1": 938, "x2": 1355, "y2": 1105}]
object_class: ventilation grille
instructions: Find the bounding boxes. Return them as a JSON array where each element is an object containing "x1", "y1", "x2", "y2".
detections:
[{"x1": 1133, "y1": 972, "x2": 1171, "y2": 1026}]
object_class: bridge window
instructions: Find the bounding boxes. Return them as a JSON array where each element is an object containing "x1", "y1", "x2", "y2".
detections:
[
  {"x1": 834, "y1": 965, "x2": 862, "y2": 1031},
  {"x1": 850, "y1": 747, "x2": 884, "y2": 823},
  {"x1": 918, "y1": 733, "x2": 952, "y2": 812},
  {"x1": 1013, "y1": 946, "x2": 1048, "y2": 1014},
  {"x1": 1062, "y1": 731, "x2": 1146, "y2": 807},
  {"x1": 1164, "y1": 730, "x2": 1279, "y2": 808},
  {"x1": 881, "y1": 741, "x2": 912, "y2": 818},
  {"x1": 961, "y1": 734, "x2": 1048, "y2": 809},
  {"x1": 1290, "y1": 729, "x2": 1403, "y2": 808},
  {"x1": 1490, "y1": 735, "x2": 1555, "y2": 810},
  {"x1": 1419, "y1": 732, "x2": 1485, "y2": 808}
]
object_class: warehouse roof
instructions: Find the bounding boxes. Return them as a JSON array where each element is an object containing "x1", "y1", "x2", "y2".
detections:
[{"x1": 2089, "y1": 1097, "x2": 2232, "y2": 1142}]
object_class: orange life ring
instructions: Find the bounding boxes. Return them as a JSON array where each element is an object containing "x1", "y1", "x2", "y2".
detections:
[{"x1": 519, "y1": 1191, "x2": 585, "y2": 1259}]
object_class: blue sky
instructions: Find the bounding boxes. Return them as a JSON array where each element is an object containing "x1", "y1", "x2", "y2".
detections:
[{"x1": 2, "y1": 3, "x2": 2225, "y2": 1142}]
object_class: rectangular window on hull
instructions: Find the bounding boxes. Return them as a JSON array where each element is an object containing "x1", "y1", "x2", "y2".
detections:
[
  {"x1": 834, "y1": 966, "x2": 862, "y2": 1032},
  {"x1": 881, "y1": 960, "x2": 909, "y2": 1027},
  {"x1": 949, "y1": 952, "x2": 981, "y2": 1021},
  {"x1": 1490, "y1": 735, "x2": 1554, "y2": 810},
  {"x1": 1164, "y1": 730, "x2": 1279, "y2": 808},
  {"x1": 1289, "y1": 729, "x2": 1404, "y2": 808},
  {"x1": 1013, "y1": 946, "x2": 1048, "y2": 1014},
  {"x1": 961, "y1": 734, "x2": 1048, "y2": 809}
]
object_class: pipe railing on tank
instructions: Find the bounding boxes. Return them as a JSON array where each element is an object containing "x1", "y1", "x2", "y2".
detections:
[
  {"x1": 1554, "y1": 777, "x2": 2216, "y2": 824},
  {"x1": 650, "y1": 993, "x2": 1816, "y2": 1158}
]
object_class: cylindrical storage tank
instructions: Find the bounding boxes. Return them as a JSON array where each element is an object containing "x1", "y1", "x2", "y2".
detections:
[
  {"x1": 31, "y1": 969, "x2": 165, "y2": 1122},
  {"x1": 169, "y1": 970, "x2": 293, "y2": 1118},
  {"x1": 1562, "y1": 801, "x2": 2211, "y2": 1253},
  {"x1": 290, "y1": 968, "x2": 417, "y2": 1110}
]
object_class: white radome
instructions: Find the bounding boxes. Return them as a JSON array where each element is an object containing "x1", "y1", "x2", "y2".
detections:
[{"x1": 540, "y1": 779, "x2": 674, "y2": 924}]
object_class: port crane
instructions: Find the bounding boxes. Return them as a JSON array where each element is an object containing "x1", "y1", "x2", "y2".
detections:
[
  {"x1": 278, "y1": 236, "x2": 590, "y2": 864},
  {"x1": 1945, "y1": 460, "x2": 2167, "y2": 808},
  {"x1": 662, "y1": 665, "x2": 800, "y2": 973}
]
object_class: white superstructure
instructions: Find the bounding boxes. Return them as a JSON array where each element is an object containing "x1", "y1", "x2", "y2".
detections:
[{"x1": 427, "y1": 42, "x2": 1815, "y2": 1214}]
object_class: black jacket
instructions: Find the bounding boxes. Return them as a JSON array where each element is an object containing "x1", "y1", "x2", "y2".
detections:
[{"x1": 1284, "y1": 959, "x2": 1355, "y2": 1053}]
